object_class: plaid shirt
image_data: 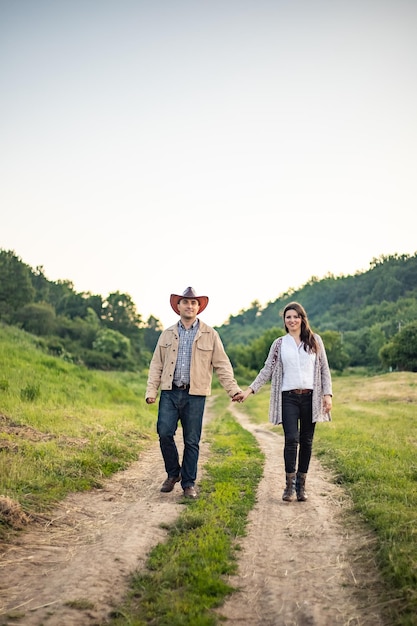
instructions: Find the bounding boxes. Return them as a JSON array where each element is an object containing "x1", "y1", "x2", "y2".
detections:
[{"x1": 173, "y1": 319, "x2": 199, "y2": 386}]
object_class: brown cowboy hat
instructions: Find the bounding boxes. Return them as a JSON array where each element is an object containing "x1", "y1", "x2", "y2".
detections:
[{"x1": 170, "y1": 287, "x2": 209, "y2": 315}]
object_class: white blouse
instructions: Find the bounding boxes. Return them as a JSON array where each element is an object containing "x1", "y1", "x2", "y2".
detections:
[{"x1": 281, "y1": 334, "x2": 315, "y2": 391}]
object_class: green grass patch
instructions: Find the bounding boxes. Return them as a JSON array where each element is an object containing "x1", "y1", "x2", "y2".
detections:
[
  {"x1": 237, "y1": 371, "x2": 417, "y2": 626},
  {"x1": 3, "y1": 323, "x2": 417, "y2": 624},
  {"x1": 0, "y1": 324, "x2": 157, "y2": 538},
  {"x1": 108, "y1": 398, "x2": 264, "y2": 626}
]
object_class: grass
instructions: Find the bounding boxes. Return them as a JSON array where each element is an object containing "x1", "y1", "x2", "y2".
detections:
[
  {"x1": 0, "y1": 324, "x2": 157, "y2": 534},
  {"x1": 315, "y1": 372, "x2": 417, "y2": 626},
  {"x1": 236, "y1": 370, "x2": 417, "y2": 626},
  {"x1": 108, "y1": 395, "x2": 264, "y2": 626},
  {"x1": 2, "y1": 323, "x2": 417, "y2": 624}
]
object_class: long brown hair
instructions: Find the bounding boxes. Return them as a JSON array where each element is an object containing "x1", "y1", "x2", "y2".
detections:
[{"x1": 282, "y1": 302, "x2": 319, "y2": 354}]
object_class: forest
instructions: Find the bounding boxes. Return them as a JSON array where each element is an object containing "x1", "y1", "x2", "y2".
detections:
[{"x1": 1, "y1": 248, "x2": 417, "y2": 374}]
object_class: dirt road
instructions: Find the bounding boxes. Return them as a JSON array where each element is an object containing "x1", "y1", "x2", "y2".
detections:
[
  {"x1": 0, "y1": 401, "x2": 388, "y2": 626},
  {"x1": 217, "y1": 404, "x2": 388, "y2": 626}
]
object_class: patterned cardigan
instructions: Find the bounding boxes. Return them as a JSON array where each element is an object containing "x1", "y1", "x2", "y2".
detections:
[{"x1": 250, "y1": 334, "x2": 333, "y2": 425}]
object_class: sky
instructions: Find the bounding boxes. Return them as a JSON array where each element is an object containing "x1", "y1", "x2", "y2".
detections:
[{"x1": 1, "y1": 0, "x2": 416, "y2": 329}]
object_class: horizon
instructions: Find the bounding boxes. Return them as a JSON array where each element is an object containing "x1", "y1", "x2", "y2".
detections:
[
  {"x1": 4, "y1": 245, "x2": 415, "y2": 329},
  {"x1": 2, "y1": 0, "x2": 416, "y2": 329}
]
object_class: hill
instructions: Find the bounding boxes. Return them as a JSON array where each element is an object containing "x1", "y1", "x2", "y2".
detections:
[
  {"x1": 216, "y1": 252, "x2": 417, "y2": 372},
  {"x1": 1, "y1": 248, "x2": 417, "y2": 372}
]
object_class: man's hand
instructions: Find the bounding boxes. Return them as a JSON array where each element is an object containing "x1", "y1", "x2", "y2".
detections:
[
  {"x1": 232, "y1": 388, "x2": 253, "y2": 403},
  {"x1": 146, "y1": 397, "x2": 156, "y2": 404}
]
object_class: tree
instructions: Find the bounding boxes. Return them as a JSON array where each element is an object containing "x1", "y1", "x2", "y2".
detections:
[
  {"x1": 47, "y1": 279, "x2": 78, "y2": 315},
  {"x1": 0, "y1": 249, "x2": 35, "y2": 321},
  {"x1": 30, "y1": 265, "x2": 51, "y2": 302},
  {"x1": 15, "y1": 302, "x2": 56, "y2": 336},
  {"x1": 103, "y1": 292, "x2": 142, "y2": 336},
  {"x1": 93, "y1": 328, "x2": 131, "y2": 359},
  {"x1": 227, "y1": 327, "x2": 284, "y2": 372},
  {"x1": 380, "y1": 321, "x2": 417, "y2": 372},
  {"x1": 143, "y1": 315, "x2": 163, "y2": 352},
  {"x1": 246, "y1": 327, "x2": 284, "y2": 370},
  {"x1": 365, "y1": 325, "x2": 387, "y2": 366},
  {"x1": 320, "y1": 330, "x2": 349, "y2": 372}
]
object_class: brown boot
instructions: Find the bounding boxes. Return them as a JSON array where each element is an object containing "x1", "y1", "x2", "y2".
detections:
[
  {"x1": 296, "y1": 472, "x2": 308, "y2": 501},
  {"x1": 160, "y1": 475, "x2": 181, "y2": 493},
  {"x1": 282, "y1": 472, "x2": 296, "y2": 501}
]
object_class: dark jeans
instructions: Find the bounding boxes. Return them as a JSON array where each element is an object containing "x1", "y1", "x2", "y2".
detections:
[
  {"x1": 157, "y1": 389, "x2": 206, "y2": 489},
  {"x1": 281, "y1": 391, "x2": 316, "y2": 474}
]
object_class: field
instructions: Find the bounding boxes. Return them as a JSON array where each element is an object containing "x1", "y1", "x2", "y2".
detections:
[
  {"x1": 238, "y1": 369, "x2": 417, "y2": 624},
  {"x1": 1, "y1": 324, "x2": 416, "y2": 624}
]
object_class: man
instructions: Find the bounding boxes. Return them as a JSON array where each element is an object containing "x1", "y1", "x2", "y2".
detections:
[{"x1": 146, "y1": 287, "x2": 242, "y2": 499}]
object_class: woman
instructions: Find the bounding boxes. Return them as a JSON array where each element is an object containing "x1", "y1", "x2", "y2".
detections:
[{"x1": 235, "y1": 302, "x2": 332, "y2": 502}]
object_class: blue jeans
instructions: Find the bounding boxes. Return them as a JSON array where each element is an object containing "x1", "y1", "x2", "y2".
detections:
[
  {"x1": 282, "y1": 391, "x2": 316, "y2": 474},
  {"x1": 157, "y1": 389, "x2": 206, "y2": 489}
]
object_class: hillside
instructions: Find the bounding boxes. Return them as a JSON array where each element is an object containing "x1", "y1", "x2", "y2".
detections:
[
  {"x1": 1, "y1": 249, "x2": 417, "y2": 372},
  {"x1": 217, "y1": 253, "x2": 417, "y2": 342}
]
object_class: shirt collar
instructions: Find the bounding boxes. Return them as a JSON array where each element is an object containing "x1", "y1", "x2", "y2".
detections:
[{"x1": 178, "y1": 318, "x2": 199, "y2": 331}]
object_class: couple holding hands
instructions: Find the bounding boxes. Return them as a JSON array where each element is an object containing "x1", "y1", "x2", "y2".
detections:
[{"x1": 146, "y1": 287, "x2": 332, "y2": 502}]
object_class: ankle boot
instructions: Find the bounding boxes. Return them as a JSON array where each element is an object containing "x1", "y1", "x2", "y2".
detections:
[
  {"x1": 296, "y1": 472, "x2": 308, "y2": 501},
  {"x1": 282, "y1": 472, "x2": 296, "y2": 501}
]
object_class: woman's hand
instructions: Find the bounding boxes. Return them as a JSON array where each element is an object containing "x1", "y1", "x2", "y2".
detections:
[
  {"x1": 232, "y1": 388, "x2": 253, "y2": 403},
  {"x1": 323, "y1": 394, "x2": 332, "y2": 413}
]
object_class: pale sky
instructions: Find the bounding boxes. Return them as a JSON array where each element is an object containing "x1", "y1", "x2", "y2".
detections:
[{"x1": 2, "y1": 0, "x2": 416, "y2": 329}]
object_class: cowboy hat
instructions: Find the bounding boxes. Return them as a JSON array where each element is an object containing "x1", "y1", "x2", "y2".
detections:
[{"x1": 170, "y1": 287, "x2": 209, "y2": 315}]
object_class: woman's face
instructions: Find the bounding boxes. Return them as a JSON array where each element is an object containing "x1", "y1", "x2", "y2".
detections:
[{"x1": 284, "y1": 309, "x2": 302, "y2": 333}]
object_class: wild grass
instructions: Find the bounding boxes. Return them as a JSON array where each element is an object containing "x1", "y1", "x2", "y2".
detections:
[
  {"x1": 0, "y1": 324, "x2": 156, "y2": 534},
  {"x1": 108, "y1": 395, "x2": 264, "y2": 626},
  {"x1": 237, "y1": 371, "x2": 417, "y2": 626},
  {"x1": 2, "y1": 323, "x2": 417, "y2": 624}
]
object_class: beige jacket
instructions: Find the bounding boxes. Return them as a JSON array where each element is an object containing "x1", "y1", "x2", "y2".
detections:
[{"x1": 145, "y1": 320, "x2": 242, "y2": 398}]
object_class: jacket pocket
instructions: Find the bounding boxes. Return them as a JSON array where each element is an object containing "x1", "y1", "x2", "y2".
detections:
[{"x1": 195, "y1": 344, "x2": 212, "y2": 363}]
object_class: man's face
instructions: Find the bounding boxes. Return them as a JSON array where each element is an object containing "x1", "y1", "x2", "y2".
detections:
[{"x1": 178, "y1": 298, "x2": 199, "y2": 320}]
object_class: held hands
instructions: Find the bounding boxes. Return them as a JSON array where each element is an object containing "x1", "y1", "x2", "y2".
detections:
[{"x1": 232, "y1": 388, "x2": 253, "y2": 403}]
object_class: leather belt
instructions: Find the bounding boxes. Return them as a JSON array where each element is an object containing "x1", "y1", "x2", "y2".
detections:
[
  {"x1": 287, "y1": 389, "x2": 312, "y2": 395},
  {"x1": 172, "y1": 383, "x2": 190, "y2": 390}
]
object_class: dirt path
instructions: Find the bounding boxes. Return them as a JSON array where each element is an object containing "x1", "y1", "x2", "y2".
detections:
[
  {"x1": 0, "y1": 401, "x2": 388, "y2": 626},
  {"x1": 218, "y1": 404, "x2": 388, "y2": 626},
  {"x1": 0, "y1": 420, "x2": 210, "y2": 626}
]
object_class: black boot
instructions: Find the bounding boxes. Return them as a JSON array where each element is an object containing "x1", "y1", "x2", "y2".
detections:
[
  {"x1": 282, "y1": 472, "x2": 296, "y2": 501},
  {"x1": 296, "y1": 472, "x2": 308, "y2": 501}
]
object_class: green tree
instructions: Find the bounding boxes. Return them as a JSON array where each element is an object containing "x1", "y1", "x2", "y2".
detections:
[
  {"x1": 0, "y1": 249, "x2": 35, "y2": 321},
  {"x1": 47, "y1": 279, "x2": 78, "y2": 316},
  {"x1": 93, "y1": 328, "x2": 131, "y2": 359},
  {"x1": 84, "y1": 294, "x2": 104, "y2": 319},
  {"x1": 380, "y1": 321, "x2": 417, "y2": 372},
  {"x1": 15, "y1": 302, "x2": 56, "y2": 336},
  {"x1": 144, "y1": 315, "x2": 163, "y2": 352},
  {"x1": 365, "y1": 325, "x2": 387, "y2": 367},
  {"x1": 320, "y1": 330, "x2": 349, "y2": 372},
  {"x1": 55, "y1": 315, "x2": 98, "y2": 348},
  {"x1": 85, "y1": 306, "x2": 101, "y2": 329},
  {"x1": 246, "y1": 327, "x2": 284, "y2": 370},
  {"x1": 103, "y1": 292, "x2": 142, "y2": 336},
  {"x1": 102, "y1": 291, "x2": 145, "y2": 365},
  {"x1": 228, "y1": 327, "x2": 284, "y2": 372},
  {"x1": 30, "y1": 265, "x2": 51, "y2": 302}
]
